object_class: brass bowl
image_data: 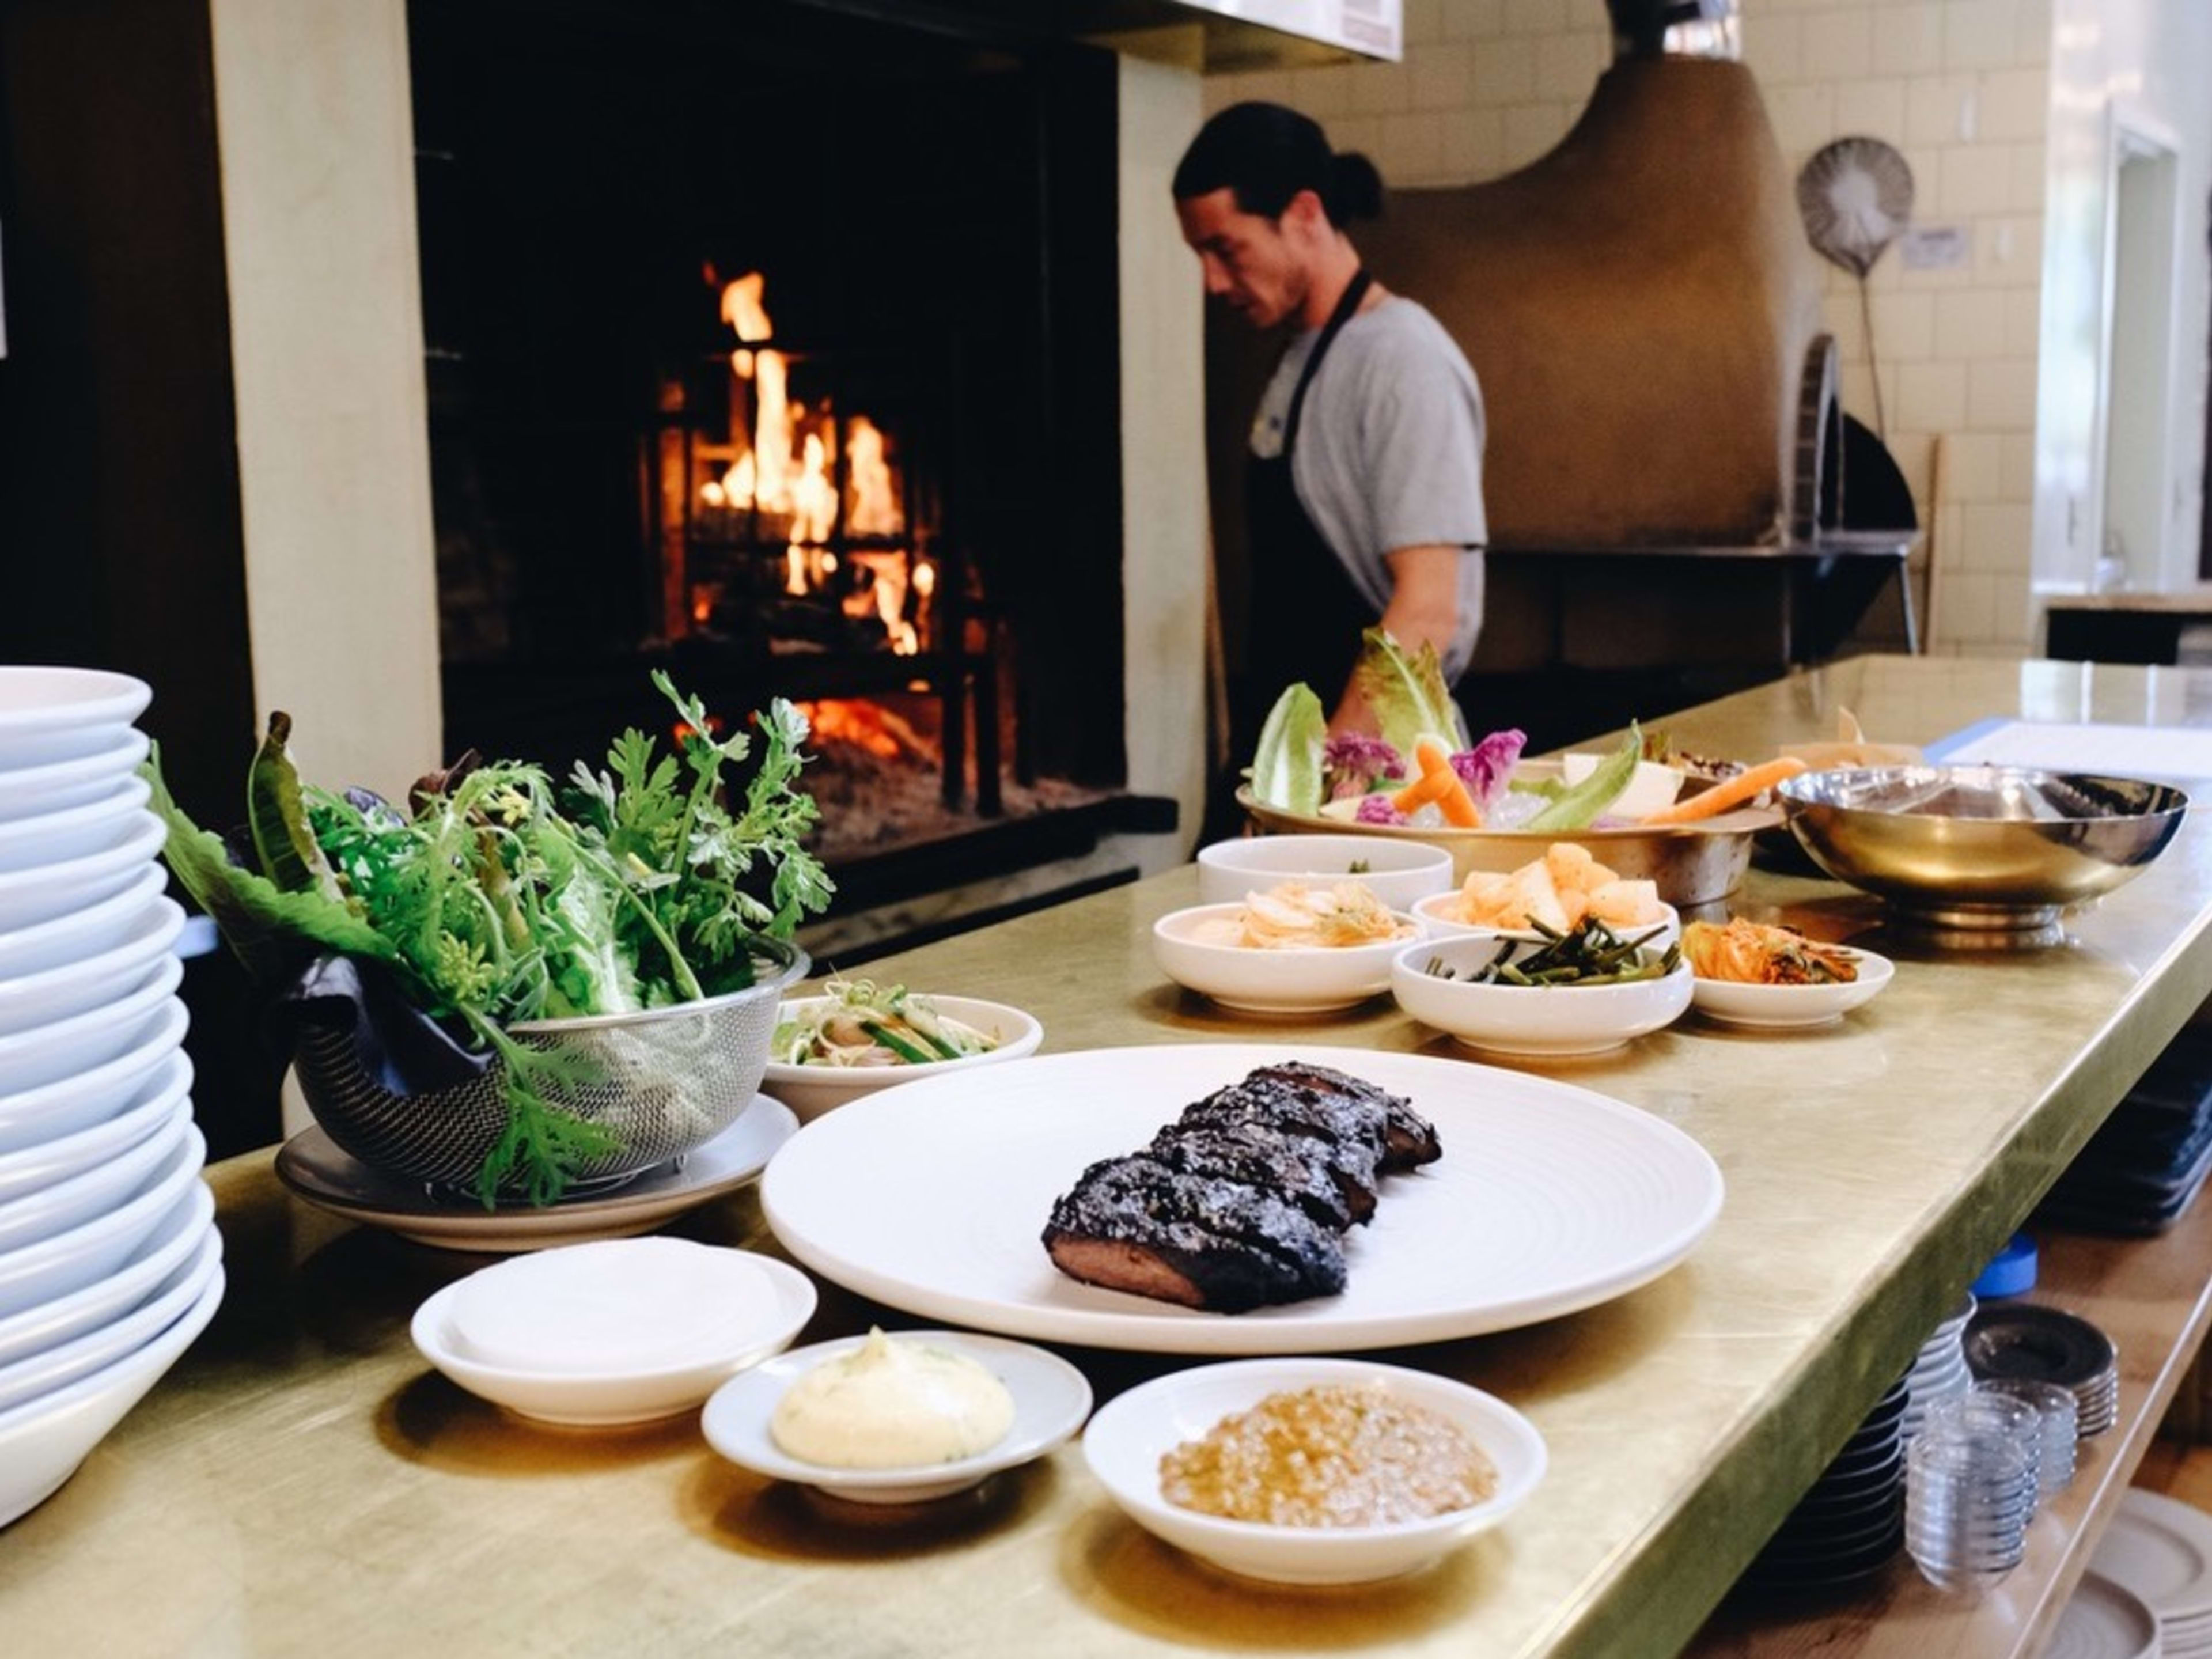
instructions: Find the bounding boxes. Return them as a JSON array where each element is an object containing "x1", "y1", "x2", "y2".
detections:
[
  {"x1": 1779, "y1": 766, "x2": 2188, "y2": 941},
  {"x1": 1234, "y1": 766, "x2": 1778, "y2": 907}
]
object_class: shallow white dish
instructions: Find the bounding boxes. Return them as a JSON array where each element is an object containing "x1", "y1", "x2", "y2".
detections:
[
  {"x1": 1688, "y1": 946, "x2": 1895, "y2": 1029},
  {"x1": 763, "y1": 995, "x2": 1044, "y2": 1123},
  {"x1": 0, "y1": 1179, "x2": 213, "y2": 1370},
  {"x1": 412, "y1": 1241, "x2": 817, "y2": 1426},
  {"x1": 0, "y1": 1020, "x2": 191, "y2": 1156},
  {"x1": 2048, "y1": 1571, "x2": 2163, "y2": 1659},
  {"x1": 702, "y1": 1328, "x2": 1092, "y2": 1503},
  {"x1": 2091, "y1": 1486, "x2": 2212, "y2": 1623},
  {"x1": 1411, "y1": 891, "x2": 1681, "y2": 949},
  {"x1": 762, "y1": 1044, "x2": 1724, "y2": 1354},
  {"x1": 0, "y1": 897, "x2": 183, "y2": 1037},
  {"x1": 0, "y1": 1060, "x2": 190, "y2": 1207},
  {"x1": 0, "y1": 1122, "x2": 205, "y2": 1321},
  {"x1": 0, "y1": 1098, "x2": 191, "y2": 1255},
  {"x1": 0, "y1": 863, "x2": 168, "y2": 983},
  {"x1": 275, "y1": 1095, "x2": 798, "y2": 1252},
  {"x1": 1195, "y1": 835, "x2": 1454, "y2": 910},
  {"x1": 0, "y1": 810, "x2": 166, "y2": 940},
  {"x1": 1391, "y1": 936, "x2": 1693, "y2": 1058},
  {"x1": 0, "y1": 728, "x2": 149, "y2": 823},
  {"x1": 0, "y1": 954, "x2": 181, "y2": 1096},
  {"x1": 1081, "y1": 1356, "x2": 1546, "y2": 1585},
  {"x1": 0, "y1": 1222, "x2": 221, "y2": 1416},
  {"x1": 1151, "y1": 903, "x2": 1415, "y2": 1014},
  {"x1": 0, "y1": 776, "x2": 151, "y2": 874},
  {"x1": 0, "y1": 1257, "x2": 220, "y2": 1529},
  {"x1": 0, "y1": 669, "x2": 151, "y2": 778}
]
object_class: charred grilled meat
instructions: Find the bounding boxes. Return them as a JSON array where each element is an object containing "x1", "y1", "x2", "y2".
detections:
[{"x1": 1247, "y1": 1061, "x2": 1444, "y2": 1171}]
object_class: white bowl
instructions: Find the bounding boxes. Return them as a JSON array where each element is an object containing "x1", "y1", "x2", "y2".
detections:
[
  {"x1": 0, "y1": 1100, "x2": 192, "y2": 1255},
  {"x1": 0, "y1": 1221, "x2": 221, "y2": 1416},
  {"x1": 0, "y1": 955, "x2": 182, "y2": 1097},
  {"x1": 0, "y1": 810, "x2": 165, "y2": 933},
  {"x1": 0, "y1": 1179, "x2": 213, "y2": 1369},
  {"x1": 0, "y1": 1122, "x2": 205, "y2": 1321},
  {"x1": 1195, "y1": 835, "x2": 1455, "y2": 910},
  {"x1": 0, "y1": 1013, "x2": 191, "y2": 1155},
  {"x1": 0, "y1": 864, "x2": 169, "y2": 982},
  {"x1": 763, "y1": 995, "x2": 1045, "y2": 1123},
  {"x1": 1390, "y1": 935, "x2": 1694, "y2": 1058},
  {"x1": 1082, "y1": 1357, "x2": 1547, "y2": 1586},
  {"x1": 411, "y1": 1241, "x2": 818, "y2": 1427},
  {"x1": 1152, "y1": 903, "x2": 1416, "y2": 1015},
  {"x1": 1690, "y1": 946, "x2": 1896, "y2": 1029},
  {"x1": 1411, "y1": 891, "x2": 1681, "y2": 950},
  {"x1": 0, "y1": 728, "x2": 150, "y2": 823},
  {"x1": 0, "y1": 1075, "x2": 191, "y2": 1208},
  {"x1": 0, "y1": 1257, "x2": 221, "y2": 1529},
  {"x1": 0, "y1": 898, "x2": 183, "y2": 1039},
  {"x1": 0, "y1": 669, "x2": 151, "y2": 777},
  {"x1": 702, "y1": 1328, "x2": 1093, "y2": 1504},
  {"x1": 0, "y1": 777, "x2": 152, "y2": 874}
]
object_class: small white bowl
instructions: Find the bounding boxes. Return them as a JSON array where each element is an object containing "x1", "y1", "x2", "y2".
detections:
[
  {"x1": 1690, "y1": 947, "x2": 1895, "y2": 1029},
  {"x1": 0, "y1": 777, "x2": 152, "y2": 874},
  {"x1": 0, "y1": 897, "x2": 183, "y2": 1038},
  {"x1": 0, "y1": 1258, "x2": 221, "y2": 1531},
  {"x1": 0, "y1": 954, "x2": 182, "y2": 1097},
  {"x1": 0, "y1": 810, "x2": 165, "y2": 933},
  {"x1": 763, "y1": 995, "x2": 1044, "y2": 1124},
  {"x1": 0, "y1": 1222, "x2": 222, "y2": 1416},
  {"x1": 0, "y1": 1014, "x2": 191, "y2": 1155},
  {"x1": 0, "y1": 1179, "x2": 213, "y2": 1370},
  {"x1": 0, "y1": 669, "x2": 152, "y2": 778},
  {"x1": 1195, "y1": 835, "x2": 1454, "y2": 910},
  {"x1": 0, "y1": 728, "x2": 150, "y2": 823},
  {"x1": 0, "y1": 864, "x2": 169, "y2": 982},
  {"x1": 0, "y1": 1099, "x2": 192, "y2": 1255},
  {"x1": 0, "y1": 1077, "x2": 190, "y2": 1210},
  {"x1": 1082, "y1": 1357, "x2": 1547, "y2": 1586},
  {"x1": 1411, "y1": 891, "x2": 1681, "y2": 950},
  {"x1": 1152, "y1": 903, "x2": 1416, "y2": 1015},
  {"x1": 702, "y1": 1328, "x2": 1093, "y2": 1505},
  {"x1": 0, "y1": 1122, "x2": 206, "y2": 1322},
  {"x1": 1390, "y1": 935, "x2": 1693, "y2": 1058},
  {"x1": 411, "y1": 1241, "x2": 818, "y2": 1427}
]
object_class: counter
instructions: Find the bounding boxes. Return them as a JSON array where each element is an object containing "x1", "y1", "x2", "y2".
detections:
[{"x1": 7, "y1": 654, "x2": 2212, "y2": 1658}]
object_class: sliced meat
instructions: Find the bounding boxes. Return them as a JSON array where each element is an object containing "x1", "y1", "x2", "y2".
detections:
[
  {"x1": 1147, "y1": 1122, "x2": 1358, "y2": 1231},
  {"x1": 1247, "y1": 1060, "x2": 1442, "y2": 1172},
  {"x1": 1177, "y1": 1076, "x2": 1385, "y2": 1219}
]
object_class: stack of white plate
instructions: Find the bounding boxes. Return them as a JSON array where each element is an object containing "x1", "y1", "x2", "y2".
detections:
[
  {"x1": 2093, "y1": 1488, "x2": 2212, "y2": 1658},
  {"x1": 1900, "y1": 1290, "x2": 1976, "y2": 1442},
  {"x1": 0, "y1": 668, "x2": 222, "y2": 1529}
]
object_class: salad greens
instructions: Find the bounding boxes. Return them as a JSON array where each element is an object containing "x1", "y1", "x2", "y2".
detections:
[
  {"x1": 1349, "y1": 628, "x2": 1468, "y2": 758},
  {"x1": 1522, "y1": 727, "x2": 1643, "y2": 832},
  {"x1": 1249, "y1": 684, "x2": 1327, "y2": 821},
  {"x1": 147, "y1": 672, "x2": 834, "y2": 1205}
]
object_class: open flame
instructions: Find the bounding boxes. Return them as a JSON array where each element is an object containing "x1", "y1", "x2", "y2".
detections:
[{"x1": 794, "y1": 697, "x2": 931, "y2": 763}]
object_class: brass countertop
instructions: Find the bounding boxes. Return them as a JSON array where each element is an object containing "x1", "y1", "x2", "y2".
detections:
[{"x1": 7, "y1": 655, "x2": 2212, "y2": 1658}]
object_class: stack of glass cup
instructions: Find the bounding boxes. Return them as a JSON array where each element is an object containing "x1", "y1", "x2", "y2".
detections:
[{"x1": 1906, "y1": 1389, "x2": 2046, "y2": 1590}]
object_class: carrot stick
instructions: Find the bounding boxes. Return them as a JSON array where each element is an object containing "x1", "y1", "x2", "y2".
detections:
[
  {"x1": 1391, "y1": 770, "x2": 1454, "y2": 813},
  {"x1": 1640, "y1": 756, "x2": 1808, "y2": 825},
  {"x1": 1393, "y1": 734, "x2": 1481, "y2": 825}
]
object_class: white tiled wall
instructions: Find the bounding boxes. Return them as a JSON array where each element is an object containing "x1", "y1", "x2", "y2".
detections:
[{"x1": 1203, "y1": 0, "x2": 2203, "y2": 660}]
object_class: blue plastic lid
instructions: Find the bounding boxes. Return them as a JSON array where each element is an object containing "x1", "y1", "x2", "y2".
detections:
[{"x1": 1971, "y1": 1232, "x2": 2039, "y2": 1299}]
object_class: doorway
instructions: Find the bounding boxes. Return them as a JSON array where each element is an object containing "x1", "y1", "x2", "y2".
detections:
[{"x1": 2098, "y1": 113, "x2": 2183, "y2": 593}]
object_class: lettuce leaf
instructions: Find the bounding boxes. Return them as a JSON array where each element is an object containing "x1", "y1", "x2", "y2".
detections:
[
  {"x1": 1350, "y1": 629, "x2": 1468, "y2": 760},
  {"x1": 1248, "y1": 683, "x2": 1328, "y2": 816},
  {"x1": 1524, "y1": 727, "x2": 1642, "y2": 832}
]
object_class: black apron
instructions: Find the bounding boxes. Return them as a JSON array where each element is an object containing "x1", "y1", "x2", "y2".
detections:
[{"x1": 1243, "y1": 268, "x2": 1377, "y2": 740}]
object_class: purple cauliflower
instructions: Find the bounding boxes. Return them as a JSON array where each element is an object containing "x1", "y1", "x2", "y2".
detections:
[
  {"x1": 1321, "y1": 732, "x2": 1406, "y2": 802},
  {"x1": 1449, "y1": 728, "x2": 1528, "y2": 817},
  {"x1": 1353, "y1": 793, "x2": 1410, "y2": 827}
]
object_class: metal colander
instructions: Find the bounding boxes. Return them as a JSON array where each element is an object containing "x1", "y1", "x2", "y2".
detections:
[{"x1": 293, "y1": 950, "x2": 808, "y2": 1194}]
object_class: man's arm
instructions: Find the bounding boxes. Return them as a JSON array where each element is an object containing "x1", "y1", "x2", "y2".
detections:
[{"x1": 1328, "y1": 544, "x2": 1461, "y2": 733}]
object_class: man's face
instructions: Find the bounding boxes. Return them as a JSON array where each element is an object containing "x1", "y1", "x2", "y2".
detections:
[{"x1": 1175, "y1": 188, "x2": 1307, "y2": 329}]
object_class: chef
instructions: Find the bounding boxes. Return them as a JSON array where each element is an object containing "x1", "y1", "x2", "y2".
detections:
[{"x1": 1173, "y1": 101, "x2": 1488, "y2": 741}]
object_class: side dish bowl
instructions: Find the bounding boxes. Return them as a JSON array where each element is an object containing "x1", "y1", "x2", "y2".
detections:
[
  {"x1": 1082, "y1": 1356, "x2": 1547, "y2": 1586},
  {"x1": 1389, "y1": 936, "x2": 1692, "y2": 1058},
  {"x1": 1195, "y1": 835, "x2": 1453, "y2": 910},
  {"x1": 1152, "y1": 903, "x2": 1415, "y2": 1014},
  {"x1": 1690, "y1": 948, "x2": 1894, "y2": 1028},
  {"x1": 762, "y1": 995, "x2": 1044, "y2": 1123}
]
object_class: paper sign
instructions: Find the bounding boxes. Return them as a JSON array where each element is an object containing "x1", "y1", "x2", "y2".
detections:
[{"x1": 1900, "y1": 225, "x2": 1971, "y2": 272}]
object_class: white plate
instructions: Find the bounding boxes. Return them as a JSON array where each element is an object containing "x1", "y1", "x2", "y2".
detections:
[
  {"x1": 0, "y1": 727, "x2": 149, "y2": 823},
  {"x1": 0, "y1": 1222, "x2": 222, "y2": 1416},
  {"x1": 2048, "y1": 1571, "x2": 2162, "y2": 1659},
  {"x1": 0, "y1": 667, "x2": 151, "y2": 736},
  {"x1": 1082, "y1": 1356, "x2": 1546, "y2": 1585},
  {"x1": 763, "y1": 994, "x2": 1044, "y2": 1123},
  {"x1": 0, "y1": 1123, "x2": 206, "y2": 1321},
  {"x1": 0, "y1": 897, "x2": 184, "y2": 1037},
  {"x1": 0, "y1": 1180, "x2": 213, "y2": 1370},
  {"x1": 2092, "y1": 1487, "x2": 2212, "y2": 1622},
  {"x1": 0, "y1": 955, "x2": 181, "y2": 1096},
  {"x1": 702, "y1": 1329, "x2": 1092, "y2": 1503},
  {"x1": 0, "y1": 776, "x2": 151, "y2": 874},
  {"x1": 0, "y1": 1058, "x2": 190, "y2": 1206},
  {"x1": 1690, "y1": 948, "x2": 1895, "y2": 1029},
  {"x1": 0, "y1": 1259, "x2": 220, "y2": 1530},
  {"x1": 0, "y1": 809, "x2": 164, "y2": 933},
  {"x1": 0, "y1": 862, "x2": 167, "y2": 982},
  {"x1": 0, "y1": 1022, "x2": 191, "y2": 1156},
  {"x1": 274, "y1": 1095, "x2": 798, "y2": 1251},
  {"x1": 0, "y1": 1098, "x2": 192, "y2": 1254},
  {"x1": 412, "y1": 1243, "x2": 817, "y2": 1426},
  {"x1": 1151, "y1": 904, "x2": 1415, "y2": 1014},
  {"x1": 761, "y1": 1045, "x2": 1724, "y2": 1354}
]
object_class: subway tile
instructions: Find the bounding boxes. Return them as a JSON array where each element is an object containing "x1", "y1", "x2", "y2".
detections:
[
  {"x1": 1380, "y1": 110, "x2": 1450, "y2": 184},
  {"x1": 1968, "y1": 357, "x2": 2039, "y2": 429},
  {"x1": 2014, "y1": 0, "x2": 2054, "y2": 66},
  {"x1": 1471, "y1": 35, "x2": 1541, "y2": 104},
  {"x1": 1978, "y1": 67, "x2": 2050, "y2": 142},
  {"x1": 1801, "y1": 9, "x2": 1873, "y2": 82},
  {"x1": 1974, "y1": 214, "x2": 2042, "y2": 287},
  {"x1": 1403, "y1": 0, "x2": 1446, "y2": 47},
  {"x1": 1328, "y1": 114, "x2": 1387, "y2": 159},
  {"x1": 2008, "y1": 142, "x2": 2047, "y2": 211},
  {"x1": 1945, "y1": 0, "x2": 2022, "y2": 73},
  {"x1": 1932, "y1": 289, "x2": 2009, "y2": 360},
  {"x1": 1833, "y1": 80, "x2": 1908, "y2": 143},
  {"x1": 1938, "y1": 570, "x2": 1999, "y2": 643},
  {"x1": 1938, "y1": 432, "x2": 2003, "y2": 502},
  {"x1": 1840, "y1": 358, "x2": 1881, "y2": 424},
  {"x1": 1870, "y1": 290, "x2": 1936, "y2": 361},
  {"x1": 1501, "y1": 0, "x2": 1568, "y2": 37},
  {"x1": 1442, "y1": 0, "x2": 1507, "y2": 43},
  {"x1": 1897, "y1": 360, "x2": 1969, "y2": 430},
  {"x1": 1501, "y1": 103, "x2": 1573, "y2": 168},
  {"x1": 1340, "y1": 60, "x2": 1413, "y2": 116},
  {"x1": 1410, "y1": 44, "x2": 1475, "y2": 110},
  {"x1": 1905, "y1": 75, "x2": 1980, "y2": 146},
  {"x1": 1936, "y1": 145, "x2": 2017, "y2": 217},
  {"x1": 1743, "y1": 14, "x2": 1804, "y2": 85},
  {"x1": 1536, "y1": 31, "x2": 1604, "y2": 102},
  {"x1": 1440, "y1": 107, "x2": 1509, "y2": 181},
  {"x1": 1998, "y1": 433, "x2": 2037, "y2": 501},
  {"x1": 1286, "y1": 65, "x2": 1354, "y2": 120},
  {"x1": 1963, "y1": 504, "x2": 2035, "y2": 573},
  {"x1": 1870, "y1": 6, "x2": 1945, "y2": 77},
  {"x1": 1764, "y1": 82, "x2": 1838, "y2": 155}
]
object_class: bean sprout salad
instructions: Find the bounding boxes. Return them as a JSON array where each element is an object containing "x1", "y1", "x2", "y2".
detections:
[{"x1": 771, "y1": 978, "x2": 1003, "y2": 1069}]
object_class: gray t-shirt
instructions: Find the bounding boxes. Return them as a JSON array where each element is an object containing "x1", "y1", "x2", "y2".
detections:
[{"x1": 1249, "y1": 296, "x2": 1488, "y2": 679}]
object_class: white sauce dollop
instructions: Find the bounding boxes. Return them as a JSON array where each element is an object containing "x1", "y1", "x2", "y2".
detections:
[{"x1": 770, "y1": 1328, "x2": 1015, "y2": 1468}]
